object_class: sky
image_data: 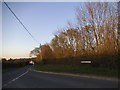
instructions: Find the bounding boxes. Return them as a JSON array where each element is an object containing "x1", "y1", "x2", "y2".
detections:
[
  {"x1": 0, "y1": 2, "x2": 2, "y2": 60},
  {"x1": 2, "y1": 2, "x2": 81, "y2": 59}
]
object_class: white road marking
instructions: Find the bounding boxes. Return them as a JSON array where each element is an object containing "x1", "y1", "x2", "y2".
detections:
[{"x1": 3, "y1": 70, "x2": 29, "y2": 87}]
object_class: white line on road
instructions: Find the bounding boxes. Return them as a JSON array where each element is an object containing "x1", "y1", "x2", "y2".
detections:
[{"x1": 3, "y1": 70, "x2": 29, "y2": 87}]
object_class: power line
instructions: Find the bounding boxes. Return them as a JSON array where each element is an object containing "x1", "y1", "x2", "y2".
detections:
[{"x1": 3, "y1": 1, "x2": 39, "y2": 44}]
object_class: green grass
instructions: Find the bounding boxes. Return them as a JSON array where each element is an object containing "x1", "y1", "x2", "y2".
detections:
[{"x1": 33, "y1": 64, "x2": 118, "y2": 78}]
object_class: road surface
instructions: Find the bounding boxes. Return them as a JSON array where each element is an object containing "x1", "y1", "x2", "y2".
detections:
[{"x1": 2, "y1": 66, "x2": 118, "y2": 88}]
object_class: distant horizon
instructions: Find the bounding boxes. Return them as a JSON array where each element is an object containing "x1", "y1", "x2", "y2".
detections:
[{"x1": 2, "y1": 56, "x2": 36, "y2": 60}]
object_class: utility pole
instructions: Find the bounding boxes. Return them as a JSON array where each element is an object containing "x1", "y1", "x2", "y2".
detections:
[{"x1": 39, "y1": 43, "x2": 42, "y2": 60}]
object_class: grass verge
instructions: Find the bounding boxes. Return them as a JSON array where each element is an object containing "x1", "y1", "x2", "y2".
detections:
[{"x1": 32, "y1": 64, "x2": 118, "y2": 78}]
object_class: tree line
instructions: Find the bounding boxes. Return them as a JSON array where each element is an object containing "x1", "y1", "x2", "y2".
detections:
[
  {"x1": 2, "y1": 58, "x2": 35, "y2": 69},
  {"x1": 30, "y1": 2, "x2": 119, "y2": 69}
]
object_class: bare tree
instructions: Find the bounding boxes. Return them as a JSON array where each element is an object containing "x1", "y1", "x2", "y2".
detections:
[{"x1": 76, "y1": 2, "x2": 118, "y2": 54}]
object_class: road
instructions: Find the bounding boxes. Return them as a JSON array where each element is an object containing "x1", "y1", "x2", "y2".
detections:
[{"x1": 2, "y1": 66, "x2": 118, "y2": 88}]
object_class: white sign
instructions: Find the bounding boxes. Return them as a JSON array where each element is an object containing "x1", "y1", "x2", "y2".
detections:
[{"x1": 81, "y1": 61, "x2": 91, "y2": 64}]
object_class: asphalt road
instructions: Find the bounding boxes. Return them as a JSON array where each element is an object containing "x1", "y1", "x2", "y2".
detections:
[{"x1": 2, "y1": 65, "x2": 118, "y2": 88}]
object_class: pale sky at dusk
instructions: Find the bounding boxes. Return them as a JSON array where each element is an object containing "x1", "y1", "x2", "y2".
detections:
[{"x1": 2, "y1": 2, "x2": 81, "y2": 59}]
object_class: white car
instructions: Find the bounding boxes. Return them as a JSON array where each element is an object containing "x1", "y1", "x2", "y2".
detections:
[{"x1": 29, "y1": 60, "x2": 34, "y2": 65}]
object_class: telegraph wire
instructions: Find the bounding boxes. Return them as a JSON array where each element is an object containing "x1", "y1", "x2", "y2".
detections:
[{"x1": 3, "y1": 1, "x2": 39, "y2": 44}]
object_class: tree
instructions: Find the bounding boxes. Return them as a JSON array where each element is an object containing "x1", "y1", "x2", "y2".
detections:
[
  {"x1": 30, "y1": 47, "x2": 40, "y2": 57},
  {"x1": 76, "y1": 2, "x2": 118, "y2": 54},
  {"x1": 40, "y1": 44, "x2": 55, "y2": 60},
  {"x1": 30, "y1": 47, "x2": 41, "y2": 62}
]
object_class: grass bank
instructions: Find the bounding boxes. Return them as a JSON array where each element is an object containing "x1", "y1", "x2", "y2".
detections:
[{"x1": 32, "y1": 64, "x2": 118, "y2": 78}]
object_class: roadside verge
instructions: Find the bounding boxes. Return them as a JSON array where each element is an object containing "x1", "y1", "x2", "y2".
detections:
[{"x1": 31, "y1": 69, "x2": 119, "y2": 82}]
